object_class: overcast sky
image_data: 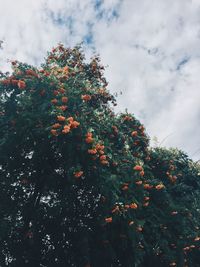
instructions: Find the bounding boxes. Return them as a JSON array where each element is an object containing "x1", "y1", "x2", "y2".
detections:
[{"x1": 0, "y1": 0, "x2": 200, "y2": 160}]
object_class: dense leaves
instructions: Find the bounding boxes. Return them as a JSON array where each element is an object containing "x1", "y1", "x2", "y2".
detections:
[{"x1": 0, "y1": 44, "x2": 200, "y2": 267}]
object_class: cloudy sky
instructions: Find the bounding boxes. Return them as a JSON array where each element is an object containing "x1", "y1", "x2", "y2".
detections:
[{"x1": 0, "y1": 0, "x2": 200, "y2": 160}]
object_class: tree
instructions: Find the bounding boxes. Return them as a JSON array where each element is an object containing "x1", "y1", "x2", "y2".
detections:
[{"x1": 0, "y1": 44, "x2": 200, "y2": 267}]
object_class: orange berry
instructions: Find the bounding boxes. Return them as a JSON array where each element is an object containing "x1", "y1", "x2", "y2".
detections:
[
  {"x1": 88, "y1": 149, "x2": 97, "y2": 155},
  {"x1": 122, "y1": 185, "x2": 129, "y2": 191},
  {"x1": 100, "y1": 155, "x2": 106, "y2": 161},
  {"x1": 131, "y1": 131, "x2": 138, "y2": 137},
  {"x1": 11, "y1": 79, "x2": 19, "y2": 86},
  {"x1": 67, "y1": 117, "x2": 74, "y2": 123},
  {"x1": 123, "y1": 116, "x2": 132, "y2": 121},
  {"x1": 85, "y1": 137, "x2": 93, "y2": 143},
  {"x1": 57, "y1": 115, "x2": 66, "y2": 122},
  {"x1": 58, "y1": 105, "x2": 67, "y2": 111},
  {"x1": 62, "y1": 125, "x2": 70, "y2": 134},
  {"x1": 74, "y1": 171, "x2": 83, "y2": 178},
  {"x1": 98, "y1": 88, "x2": 106, "y2": 94},
  {"x1": 170, "y1": 263, "x2": 176, "y2": 266},
  {"x1": 111, "y1": 206, "x2": 119, "y2": 213},
  {"x1": 135, "y1": 181, "x2": 143, "y2": 185},
  {"x1": 95, "y1": 144, "x2": 100, "y2": 149},
  {"x1": 52, "y1": 123, "x2": 61, "y2": 129},
  {"x1": 81, "y1": 94, "x2": 91, "y2": 101},
  {"x1": 143, "y1": 202, "x2": 149, "y2": 207},
  {"x1": 45, "y1": 71, "x2": 50, "y2": 76},
  {"x1": 59, "y1": 88, "x2": 65, "y2": 94},
  {"x1": 86, "y1": 132, "x2": 93, "y2": 137},
  {"x1": 105, "y1": 217, "x2": 112, "y2": 223},
  {"x1": 70, "y1": 121, "x2": 80, "y2": 129},
  {"x1": 155, "y1": 184, "x2": 165, "y2": 190},
  {"x1": 1, "y1": 79, "x2": 10, "y2": 85},
  {"x1": 50, "y1": 129, "x2": 58, "y2": 136},
  {"x1": 170, "y1": 175, "x2": 177, "y2": 183},
  {"x1": 101, "y1": 160, "x2": 109, "y2": 165},
  {"x1": 26, "y1": 69, "x2": 37, "y2": 77},
  {"x1": 129, "y1": 203, "x2": 138, "y2": 209},
  {"x1": 139, "y1": 125, "x2": 145, "y2": 131},
  {"x1": 18, "y1": 80, "x2": 26, "y2": 89},
  {"x1": 133, "y1": 165, "x2": 143, "y2": 171},
  {"x1": 99, "y1": 150, "x2": 104, "y2": 155},
  {"x1": 171, "y1": 211, "x2": 178, "y2": 215},
  {"x1": 139, "y1": 170, "x2": 145, "y2": 176},
  {"x1": 53, "y1": 90, "x2": 59, "y2": 96},
  {"x1": 63, "y1": 66, "x2": 69, "y2": 74},
  {"x1": 129, "y1": 221, "x2": 134, "y2": 226},
  {"x1": 143, "y1": 184, "x2": 153, "y2": 190},
  {"x1": 62, "y1": 96, "x2": 68, "y2": 103},
  {"x1": 51, "y1": 99, "x2": 58, "y2": 104},
  {"x1": 112, "y1": 125, "x2": 118, "y2": 133}
]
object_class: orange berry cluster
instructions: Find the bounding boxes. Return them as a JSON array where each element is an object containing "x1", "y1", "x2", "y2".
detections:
[
  {"x1": 81, "y1": 94, "x2": 91, "y2": 101},
  {"x1": 85, "y1": 132, "x2": 93, "y2": 144},
  {"x1": 111, "y1": 205, "x2": 120, "y2": 213},
  {"x1": 50, "y1": 87, "x2": 68, "y2": 112},
  {"x1": 86, "y1": 135, "x2": 109, "y2": 165},
  {"x1": 143, "y1": 183, "x2": 165, "y2": 190},
  {"x1": 155, "y1": 183, "x2": 165, "y2": 190},
  {"x1": 129, "y1": 203, "x2": 138, "y2": 209},
  {"x1": 133, "y1": 165, "x2": 145, "y2": 176},
  {"x1": 131, "y1": 130, "x2": 138, "y2": 137},
  {"x1": 138, "y1": 125, "x2": 145, "y2": 136},
  {"x1": 143, "y1": 183, "x2": 153, "y2": 190},
  {"x1": 74, "y1": 171, "x2": 83, "y2": 178},
  {"x1": 143, "y1": 196, "x2": 150, "y2": 207},
  {"x1": 18, "y1": 80, "x2": 26, "y2": 89},
  {"x1": 166, "y1": 162, "x2": 178, "y2": 183},
  {"x1": 105, "y1": 217, "x2": 112, "y2": 223},
  {"x1": 121, "y1": 182, "x2": 129, "y2": 191},
  {"x1": 25, "y1": 69, "x2": 38, "y2": 77},
  {"x1": 51, "y1": 116, "x2": 80, "y2": 136},
  {"x1": 112, "y1": 125, "x2": 118, "y2": 134},
  {"x1": 123, "y1": 115, "x2": 133, "y2": 122},
  {"x1": 135, "y1": 180, "x2": 143, "y2": 185},
  {"x1": 1, "y1": 78, "x2": 26, "y2": 89}
]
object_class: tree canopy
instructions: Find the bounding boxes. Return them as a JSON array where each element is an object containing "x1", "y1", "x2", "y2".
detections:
[{"x1": 0, "y1": 44, "x2": 200, "y2": 267}]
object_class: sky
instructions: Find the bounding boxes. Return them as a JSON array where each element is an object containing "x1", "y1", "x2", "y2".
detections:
[{"x1": 0, "y1": 0, "x2": 200, "y2": 160}]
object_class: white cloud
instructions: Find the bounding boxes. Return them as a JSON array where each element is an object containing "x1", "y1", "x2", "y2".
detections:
[
  {"x1": 93, "y1": 0, "x2": 200, "y2": 160},
  {"x1": 0, "y1": 0, "x2": 199, "y2": 160}
]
